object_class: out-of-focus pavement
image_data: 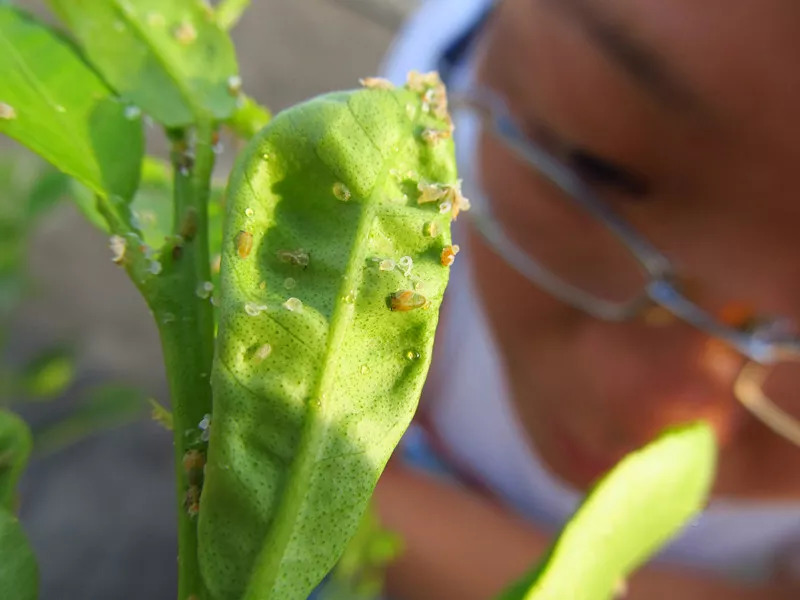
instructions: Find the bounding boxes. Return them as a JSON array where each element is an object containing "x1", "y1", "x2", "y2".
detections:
[{"x1": 6, "y1": 2, "x2": 417, "y2": 598}]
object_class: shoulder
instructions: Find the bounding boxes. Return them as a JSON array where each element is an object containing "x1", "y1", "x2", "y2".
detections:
[{"x1": 381, "y1": 0, "x2": 494, "y2": 82}]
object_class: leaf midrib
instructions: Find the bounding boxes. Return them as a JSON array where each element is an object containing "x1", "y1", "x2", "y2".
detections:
[{"x1": 242, "y1": 103, "x2": 392, "y2": 599}]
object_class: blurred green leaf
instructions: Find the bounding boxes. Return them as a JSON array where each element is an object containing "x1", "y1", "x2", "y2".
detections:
[
  {"x1": 48, "y1": 0, "x2": 240, "y2": 127},
  {"x1": 215, "y1": 0, "x2": 251, "y2": 31},
  {"x1": 0, "y1": 410, "x2": 32, "y2": 511},
  {"x1": 0, "y1": 508, "x2": 37, "y2": 600},
  {"x1": 19, "y1": 346, "x2": 75, "y2": 400},
  {"x1": 321, "y1": 502, "x2": 402, "y2": 600},
  {"x1": 226, "y1": 95, "x2": 271, "y2": 140},
  {"x1": 0, "y1": 6, "x2": 143, "y2": 201},
  {"x1": 34, "y1": 384, "x2": 149, "y2": 456},
  {"x1": 498, "y1": 423, "x2": 716, "y2": 600}
]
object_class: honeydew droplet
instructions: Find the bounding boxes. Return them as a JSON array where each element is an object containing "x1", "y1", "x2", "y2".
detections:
[
  {"x1": 0, "y1": 103, "x2": 16, "y2": 120},
  {"x1": 283, "y1": 297, "x2": 303, "y2": 312},
  {"x1": 343, "y1": 290, "x2": 356, "y2": 304},
  {"x1": 124, "y1": 105, "x2": 141, "y2": 120},
  {"x1": 195, "y1": 281, "x2": 214, "y2": 299},
  {"x1": 148, "y1": 260, "x2": 162, "y2": 275},
  {"x1": 147, "y1": 12, "x2": 165, "y2": 27},
  {"x1": 379, "y1": 259, "x2": 395, "y2": 272},
  {"x1": 245, "y1": 207, "x2": 254, "y2": 217},
  {"x1": 405, "y1": 349, "x2": 421, "y2": 361},
  {"x1": 244, "y1": 302, "x2": 267, "y2": 316},
  {"x1": 332, "y1": 182, "x2": 351, "y2": 202},
  {"x1": 284, "y1": 277, "x2": 296, "y2": 290}
]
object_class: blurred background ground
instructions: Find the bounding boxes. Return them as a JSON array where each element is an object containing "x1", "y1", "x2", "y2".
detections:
[{"x1": 4, "y1": 1, "x2": 418, "y2": 598}]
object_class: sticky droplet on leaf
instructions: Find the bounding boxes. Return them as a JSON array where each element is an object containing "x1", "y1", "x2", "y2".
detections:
[
  {"x1": 109, "y1": 235, "x2": 126, "y2": 264},
  {"x1": 333, "y1": 182, "x2": 351, "y2": 202},
  {"x1": 283, "y1": 297, "x2": 303, "y2": 312},
  {"x1": 148, "y1": 260, "x2": 162, "y2": 275},
  {"x1": 244, "y1": 207, "x2": 254, "y2": 217},
  {"x1": 379, "y1": 259, "x2": 396, "y2": 272},
  {"x1": 284, "y1": 277, "x2": 296, "y2": 290},
  {"x1": 173, "y1": 21, "x2": 197, "y2": 44},
  {"x1": 343, "y1": 290, "x2": 356, "y2": 304},
  {"x1": 235, "y1": 230, "x2": 253, "y2": 259},
  {"x1": 124, "y1": 105, "x2": 141, "y2": 120},
  {"x1": 195, "y1": 281, "x2": 214, "y2": 299},
  {"x1": 388, "y1": 290, "x2": 427, "y2": 312},
  {"x1": 147, "y1": 12, "x2": 165, "y2": 27},
  {"x1": 244, "y1": 302, "x2": 267, "y2": 316},
  {"x1": 440, "y1": 244, "x2": 460, "y2": 267},
  {"x1": 405, "y1": 349, "x2": 421, "y2": 361}
]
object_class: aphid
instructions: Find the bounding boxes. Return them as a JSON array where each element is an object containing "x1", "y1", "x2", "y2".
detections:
[
  {"x1": 0, "y1": 102, "x2": 16, "y2": 120},
  {"x1": 358, "y1": 77, "x2": 394, "y2": 90},
  {"x1": 227, "y1": 75, "x2": 242, "y2": 96},
  {"x1": 173, "y1": 21, "x2": 197, "y2": 45},
  {"x1": 277, "y1": 248, "x2": 309, "y2": 268},
  {"x1": 109, "y1": 235, "x2": 126, "y2": 264},
  {"x1": 235, "y1": 230, "x2": 253, "y2": 259},
  {"x1": 421, "y1": 127, "x2": 451, "y2": 145},
  {"x1": 332, "y1": 182, "x2": 351, "y2": 202},
  {"x1": 440, "y1": 244, "x2": 460, "y2": 267},
  {"x1": 417, "y1": 181, "x2": 448, "y2": 204},
  {"x1": 388, "y1": 290, "x2": 428, "y2": 312},
  {"x1": 180, "y1": 207, "x2": 198, "y2": 240},
  {"x1": 182, "y1": 449, "x2": 206, "y2": 474},
  {"x1": 253, "y1": 343, "x2": 272, "y2": 362},
  {"x1": 184, "y1": 485, "x2": 201, "y2": 517}
]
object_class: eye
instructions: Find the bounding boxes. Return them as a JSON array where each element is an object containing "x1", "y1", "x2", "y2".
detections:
[{"x1": 567, "y1": 148, "x2": 649, "y2": 197}]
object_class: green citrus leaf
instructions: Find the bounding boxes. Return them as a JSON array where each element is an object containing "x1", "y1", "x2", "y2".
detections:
[
  {"x1": 0, "y1": 5, "x2": 143, "y2": 201},
  {"x1": 0, "y1": 410, "x2": 32, "y2": 511},
  {"x1": 0, "y1": 508, "x2": 37, "y2": 600},
  {"x1": 199, "y1": 76, "x2": 461, "y2": 600},
  {"x1": 499, "y1": 423, "x2": 717, "y2": 600},
  {"x1": 47, "y1": 0, "x2": 240, "y2": 126}
]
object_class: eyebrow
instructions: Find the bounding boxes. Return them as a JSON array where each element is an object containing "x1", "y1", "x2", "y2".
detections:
[{"x1": 542, "y1": 0, "x2": 707, "y2": 114}]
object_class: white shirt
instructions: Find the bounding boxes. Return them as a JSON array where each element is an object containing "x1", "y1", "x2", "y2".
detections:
[{"x1": 383, "y1": 0, "x2": 800, "y2": 582}]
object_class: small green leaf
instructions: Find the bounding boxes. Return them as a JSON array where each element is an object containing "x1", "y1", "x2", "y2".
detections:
[
  {"x1": 19, "y1": 346, "x2": 75, "y2": 400},
  {"x1": 48, "y1": 0, "x2": 240, "y2": 126},
  {"x1": 226, "y1": 95, "x2": 271, "y2": 140},
  {"x1": 215, "y1": 0, "x2": 251, "y2": 31},
  {"x1": 33, "y1": 384, "x2": 148, "y2": 456},
  {"x1": 0, "y1": 5, "x2": 143, "y2": 201},
  {"x1": 0, "y1": 410, "x2": 32, "y2": 511},
  {"x1": 499, "y1": 423, "x2": 717, "y2": 600},
  {"x1": 149, "y1": 398, "x2": 174, "y2": 432},
  {"x1": 0, "y1": 508, "x2": 38, "y2": 600},
  {"x1": 199, "y1": 77, "x2": 460, "y2": 600}
]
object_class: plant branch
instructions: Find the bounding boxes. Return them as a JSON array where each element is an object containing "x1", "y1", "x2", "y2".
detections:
[{"x1": 154, "y1": 119, "x2": 217, "y2": 600}]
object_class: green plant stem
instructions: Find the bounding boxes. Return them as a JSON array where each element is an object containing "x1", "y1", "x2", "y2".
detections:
[{"x1": 156, "y1": 118, "x2": 217, "y2": 600}]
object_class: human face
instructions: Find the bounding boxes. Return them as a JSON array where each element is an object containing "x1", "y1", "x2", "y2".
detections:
[{"x1": 471, "y1": 0, "x2": 800, "y2": 495}]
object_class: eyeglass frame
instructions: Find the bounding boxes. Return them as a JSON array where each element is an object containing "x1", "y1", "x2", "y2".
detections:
[{"x1": 449, "y1": 85, "x2": 800, "y2": 447}]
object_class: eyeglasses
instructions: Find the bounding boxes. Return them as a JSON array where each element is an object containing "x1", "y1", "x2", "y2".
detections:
[{"x1": 450, "y1": 85, "x2": 800, "y2": 447}]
